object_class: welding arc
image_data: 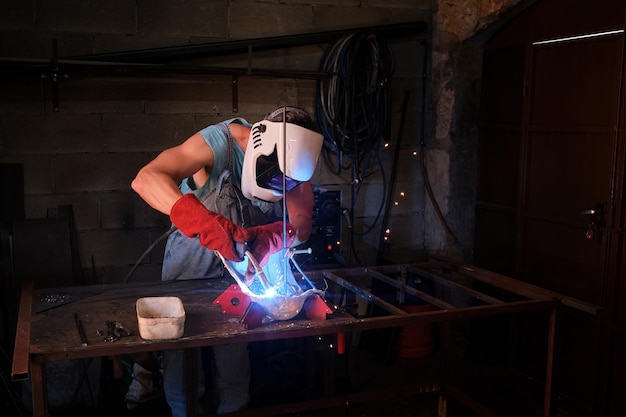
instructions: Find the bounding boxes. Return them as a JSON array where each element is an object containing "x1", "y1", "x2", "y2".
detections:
[{"x1": 244, "y1": 249, "x2": 272, "y2": 291}]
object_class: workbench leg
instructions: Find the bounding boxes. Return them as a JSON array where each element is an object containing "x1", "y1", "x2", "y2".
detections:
[
  {"x1": 30, "y1": 361, "x2": 48, "y2": 417},
  {"x1": 543, "y1": 305, "x2": 557, "y2": 417},
  {"x1": 184, "y1": 348, "x2": 199, "y2": 417},
  {"x1": 438, "y1": 390, "x2": 447, "y2": 417}
]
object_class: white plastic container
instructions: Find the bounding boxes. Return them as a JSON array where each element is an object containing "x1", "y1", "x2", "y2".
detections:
[{"x1": 136, "y1": 296, "x2": 185, "y2": 340}]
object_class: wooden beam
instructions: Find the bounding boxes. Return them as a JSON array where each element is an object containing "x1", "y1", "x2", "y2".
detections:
[{"x1": 12, "y1": 279, "x2": 33, "y2": 381}]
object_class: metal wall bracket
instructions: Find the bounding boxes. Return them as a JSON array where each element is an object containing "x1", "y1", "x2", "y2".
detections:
[{"x1": 232, "y1": 75, "x2": 239, "y2": 113}]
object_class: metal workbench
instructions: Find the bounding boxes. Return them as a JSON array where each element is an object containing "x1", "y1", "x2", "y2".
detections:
[{"x1": 12, "y1": 261, "x2": 601, "y2": 417}]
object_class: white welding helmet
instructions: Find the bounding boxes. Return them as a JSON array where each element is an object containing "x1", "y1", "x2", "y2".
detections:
[{"x1": 242, "y1": 118, "x2": 323, "y2": 202}]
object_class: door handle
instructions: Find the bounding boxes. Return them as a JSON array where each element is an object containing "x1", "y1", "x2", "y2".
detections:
[
  {"x1": 580, "y1": 203, "x2": 606, "y2": 226},
  {"x1": 580, "y1": 203, "x2": 606, "y2": 240}
]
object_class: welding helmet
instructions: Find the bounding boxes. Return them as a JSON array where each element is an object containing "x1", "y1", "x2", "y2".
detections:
[{"x1": 242, "y1": 112, "x2": 323, "y2": 202}]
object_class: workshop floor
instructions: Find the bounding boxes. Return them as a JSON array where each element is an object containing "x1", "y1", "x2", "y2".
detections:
[
  {"x1": 47, "y1": 328, "x2": 589, "y2": 417},
  {"x1": 70, "y1": 340, "x2": 443, "y2": 417}
]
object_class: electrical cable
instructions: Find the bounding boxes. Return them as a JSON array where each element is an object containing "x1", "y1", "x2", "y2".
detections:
[
  {"x1": 376, "y1": 90, "x2": 410, "y2": 264},
  {"x1": 350, "y1": 147, "x2": 386, "y2": 237},
  {"x1": 419, "y1": 149, "x2": 455, "y2": 260},
  {"x1": 315, "y1": 30, "x2": 395, "y2": 266},
  {"x1": 124, "y1": 226, "x2": 176, "y2": 283},
  {"x1": 316, "y1": 31, "x2": 394, "y2": 162}
]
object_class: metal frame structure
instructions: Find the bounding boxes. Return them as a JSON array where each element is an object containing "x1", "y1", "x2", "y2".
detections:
[{"x1": 12, "y1": 261, "x2": 601, "y2": 416}]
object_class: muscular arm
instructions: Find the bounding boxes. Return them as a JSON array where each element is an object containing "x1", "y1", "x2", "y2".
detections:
[
  {"x1": 285, "y1": 181, "x2": 314, "y2": 246},
  {"x1": 131, "y1": 133, "x2": 214, "y2": 215}
]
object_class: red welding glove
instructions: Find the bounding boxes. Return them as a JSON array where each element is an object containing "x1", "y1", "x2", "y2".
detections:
[
  {"x1": 170, "y1": 193, "x2": 252, "y2": 261},
  {"x1": 247, "y1": 221, "x2": 296, "y2": 267}
]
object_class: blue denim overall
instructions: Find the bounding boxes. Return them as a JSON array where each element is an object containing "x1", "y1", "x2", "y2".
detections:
[{"x1": 160, "y1": 121, "x2": 276, "y2": 416}]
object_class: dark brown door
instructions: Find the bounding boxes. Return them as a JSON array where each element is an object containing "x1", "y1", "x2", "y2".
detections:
[
  {"x1": 520, "y1": 31, "x2": 622, "y2": 409},
  {"x1": 475, "y1": 0, "x2": 626, "y2": 414}
]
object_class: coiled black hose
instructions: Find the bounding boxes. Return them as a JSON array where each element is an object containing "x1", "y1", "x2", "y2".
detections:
[
  {"x1": 315, "y1": 31, "x2": 395, "y2": 169},
  {"x1": 315, "y1": 31, "x2": 395, "y2": 266}
]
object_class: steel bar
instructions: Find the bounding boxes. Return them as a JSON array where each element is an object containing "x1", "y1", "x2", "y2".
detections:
[
  {"x1": 11, "y1": 279, "x2": 33, "y2": 381},
  {"x1": 74, "y1": 313, "x2": 88, "y2": 346},
  {"x1": 0, "y1": 58, "x2": 333, "y2": 80},
  {"x1": 15, "y1": 263, "x2": 566, "y2": 417},
  {"x1": 63, "y1": 21, "x2": 427, "y2": 63},
  {"x1": 320, "y1": 264, "x2": 504, "y2": 308},
  {"x1": 543, "y1": 303, "x2": 557, "y2": 417},
  {"x1": 184, "y1": 348, "x2": 198, "y2": 417},
  {"x1": 30, "y1": 361, "x2": 48, "y2": 417},
  {"x1": 25, "y1": 298, "x2": 556, "y2": 364},
  {"x1": 444, "y1": 385, "x2": 500, "y2": 417},
  {"x1": 441, "y1": 260, "x2": 604, "y2": 315},
  {"x1": 322, "y1": 270, "x2": 407, "y2": 316},
  {"x1": 365, "y1": 268, "x2": 456, "y2": 310},
  {"x1": 405, "y1": 265, "x2": 505, "y2": 305}
]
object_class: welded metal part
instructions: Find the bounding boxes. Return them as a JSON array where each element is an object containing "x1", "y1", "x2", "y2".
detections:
[
  {"x1": 252, "y1": 288, "x2": 325, "y2": 321},
  {"x1": 103, "y1": 320, "x2": 131, "y2": 342},
  {"x1": 243, "y1": 249, "x2": 271, "y2": 290},
  {"x1": 218, "y1": 249, "x2": 324, "y2": 321}
]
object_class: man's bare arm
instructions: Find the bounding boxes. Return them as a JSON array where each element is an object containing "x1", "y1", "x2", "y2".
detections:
[
  {"x1": 131, "y1": 133, "x2": 214, "y2": 215},
  {"x1": 285, "y1": 181, "x2": 314, "y2": 246}
]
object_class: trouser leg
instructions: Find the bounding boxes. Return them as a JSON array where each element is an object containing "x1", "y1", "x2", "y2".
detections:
[
  {"x1": 212, "y1": 343, "x2": 250, "y2": 413},
  {"x1": 162, "y1": 348, "x2": 205, "y2": 417}
]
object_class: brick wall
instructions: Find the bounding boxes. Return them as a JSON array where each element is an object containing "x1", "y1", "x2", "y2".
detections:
[{"x1": 0, "y1": 0, "x2": 432, "y2": 284}]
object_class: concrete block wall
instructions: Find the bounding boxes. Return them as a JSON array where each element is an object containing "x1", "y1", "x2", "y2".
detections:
[{"x1": 0, "y1": 0, "x2": 432, "y2": 284}]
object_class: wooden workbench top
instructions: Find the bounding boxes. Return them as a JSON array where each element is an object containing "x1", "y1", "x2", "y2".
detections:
[
  {"x1": 26, "y1": 277, "x2": 354, "y2": 362},
  {"x1": 17, "y1": 262, "x2": 575, "y2": 373}
]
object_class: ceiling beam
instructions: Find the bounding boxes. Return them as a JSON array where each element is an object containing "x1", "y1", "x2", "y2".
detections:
[{"x1": 63, "y1": 21, "x2": 427, "y2": 63}]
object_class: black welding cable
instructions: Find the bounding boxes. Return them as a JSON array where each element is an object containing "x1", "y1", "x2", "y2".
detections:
[
  {"x1": 413, "y1": 38, "x2": 454, "y2": 259},
  {"x1": 124, "y1": 226, "x2": 176, "y2": 283},
  {"x1": 315, "y1": 30, "x2": 395, "y2": 174},
  {"x1": 419, "y1": 150, "x2": 455, "y2": 260},
  {"x1": 315, "y1": 31, "x2": 395, "y2": 268},
  {"x1": 376, "y1": 90, "x2": 410, "y2": 265},
  {"x1": 350, "y1": 146, "x2": 386, "y2": 238}
]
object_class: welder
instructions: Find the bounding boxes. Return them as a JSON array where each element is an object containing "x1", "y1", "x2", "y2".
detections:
[{"x1": 131, "y1": 106, "x2": 323, "y2": 416}]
